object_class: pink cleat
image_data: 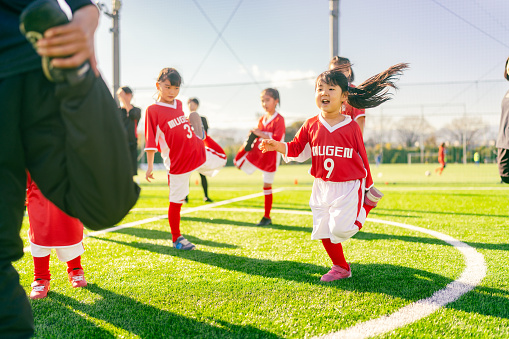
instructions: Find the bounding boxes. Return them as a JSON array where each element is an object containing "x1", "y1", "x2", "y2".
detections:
[
  {"x1": 68, "y1": 269, "x2": 87, "y2": 288},
  {"x1": 320, "y1": 265, "x2": 352, "y2": 282},
  {"x1": 30, "y1": 279, "x2": 50, "y2": 299}
]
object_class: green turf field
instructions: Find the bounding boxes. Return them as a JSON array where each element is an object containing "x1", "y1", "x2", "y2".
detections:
[{"x1": 14, "y1": 163, "x2": 509, "y2": 338}]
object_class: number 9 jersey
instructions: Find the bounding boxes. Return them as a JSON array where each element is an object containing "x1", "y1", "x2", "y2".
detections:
[
  {"x1": 285, "y1": 114, "x2": 373, "y2": 188},
  {"x1": 145, "y1": 100, "x2": 206, "y2": 174}
]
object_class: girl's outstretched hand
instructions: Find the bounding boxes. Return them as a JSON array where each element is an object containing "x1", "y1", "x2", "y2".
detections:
[
  {"x1": 260, "y1": 139, "x2": 277, "y2": 153},
  {"x1": 145, "y1": 167, "x2": 155, "y2": 182}
]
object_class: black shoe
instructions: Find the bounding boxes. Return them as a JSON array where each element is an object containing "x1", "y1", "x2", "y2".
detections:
[
  {"x1": 256, "y1": 216, "x2": 272, "y2": 226},
  {"x1": 243, "y1": 132, "x2": 258, "y2": 152},
  {"x1": 20, "y1": 0, "x2": 91, "y2": 84},
  {"x1": 184, "y1": 196, "x2": 189, "y2": 204},
  {"x1": 203, "y1": 197, "x2": 213, "y2": 203}
]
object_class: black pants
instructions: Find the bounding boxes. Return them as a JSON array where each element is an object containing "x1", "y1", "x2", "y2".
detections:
[
  {"x1": 498, "y1": 148, "x2": 509, "y2": 183},
  {"x1": 0, "y1": 69, "x2": 140, "y2": 337}
]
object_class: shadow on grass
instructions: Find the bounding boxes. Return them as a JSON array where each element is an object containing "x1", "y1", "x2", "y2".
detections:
[
  {"x1": 377, "y1": 207, "x2": 508, "y2": 219},
  {"x1": 355, "y1": 231, "x2": 509, "y2": 251},
  {"x1": 31, "y1": 284, "x2": 280, "y2": 338},
  {"x1": 89, "y1": 237, "x2": 509, "y2": 320},
  {"x1": 181, "y1": 216, "x2": 312, "y2": 233},
  {"x1": 113, "y1": 227, "x2": 239, "y2": 249}
]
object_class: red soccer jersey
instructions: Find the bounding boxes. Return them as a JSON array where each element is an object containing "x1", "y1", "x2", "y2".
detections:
[
  {"x1": 145, "y1": 100, "x2": 206, "y2": 174},
  {"x1": 246, "y1": 112, "x2": 285, "y2": 172},
  {"x1": 26, "y1": 175, "x2": 83, "y2": 247},
  {"x1": 343, "y1": 84, "x2": 365, "y2": 121},
  {"x1": 286, "y1": 114, "x2": 373, "y2": 187}
]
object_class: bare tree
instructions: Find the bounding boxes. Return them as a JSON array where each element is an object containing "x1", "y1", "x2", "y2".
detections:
[
  {"x1": 443, "y1": 117, "x2": 488, "y2": 146},
  {"x1": 394, "y1": 116, "x2": 434, "y2": 147}
]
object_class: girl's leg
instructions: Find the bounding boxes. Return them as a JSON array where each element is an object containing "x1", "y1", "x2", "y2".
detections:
[
  {"x1": 33, "y1": 255, "x2": 51, "y2": 281},
  {"x1": 320, "y1": 239, "x2": 352, "y2": 282},
  {"x1": 263, "y1": 182, "x2": 272, "y2": 219},
  {"x1": 200, "y1": 173, "x2": 209, "y2": 200},
  {"x1": 321, "y1": 239, "x2": 349, "y2": 271},
  {"x1": 168, "y1": 203, "x2": 183, "y2": 242},
  {"x1": 66, "y1": 255, "x2": 87, "y2": 288},
  {"x1": 66, "y1": 255, "x2": 82, "y2": 273},
  {"x1": 30, "y1": 255, "x2": 51, "y2": 299}
]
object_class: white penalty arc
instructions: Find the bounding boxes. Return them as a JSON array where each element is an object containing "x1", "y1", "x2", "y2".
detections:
[{"x1": 315, "y1": 218, "x2": 487, "y2": 339}]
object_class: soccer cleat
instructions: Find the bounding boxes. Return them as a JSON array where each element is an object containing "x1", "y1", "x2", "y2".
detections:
[
  {"x1": 30, "y1": 279, "x2": 50, "y2": 299},
  {"x1": 173, "y1": 236, "x2": 196, "y2": 250},
  {"x1": 68, "y1": 268, "x2": 87, "y2": 288},
  {"x1": 20, "y1": 0, "x2": 91, "y2": 84},
  {"x1": 203, "y1": 197, "x2": 213, "y2": 203},
  {"x1": 243, "y1": 132, "x2": 258, "y2": 152},
  {"x1": 320, "y1": 265, "x2": 352, "y2": 282},
  {"x1": 364, "y1": 186, "x2": 384, "y2": 207},
  {"x1": 256, "y1": 216, "x2": 272, "y2": 226}
]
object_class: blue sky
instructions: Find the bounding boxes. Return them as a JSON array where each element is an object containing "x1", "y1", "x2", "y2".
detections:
[{"x1": 93, "y1": 0, "x2": 509, "y2": 139}]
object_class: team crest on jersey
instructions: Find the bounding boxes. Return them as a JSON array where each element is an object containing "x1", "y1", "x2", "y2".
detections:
[
  {"x1": 312, "y1": 145, "x2": 353, "y2": 158},
  {"x1": 168, "y1": 116, "x2": 187, "y2": 129}
]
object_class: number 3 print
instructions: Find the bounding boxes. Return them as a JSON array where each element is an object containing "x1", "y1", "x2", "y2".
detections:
[{"x1": 184, "y1": 124, "x2": 193, "y2": 139}]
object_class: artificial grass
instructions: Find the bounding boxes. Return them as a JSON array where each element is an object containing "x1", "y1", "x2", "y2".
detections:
[{"x1": 14, "y1": 164, "x2": 509, "y2": 338}]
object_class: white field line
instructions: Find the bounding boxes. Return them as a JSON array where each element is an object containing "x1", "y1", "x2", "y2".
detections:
[
  {"x1": 314, "y1": 219, "x2": 487, "y2": 339},
  {"x1": 22, "y1": 189, "x2": 487, "y2": 338}
]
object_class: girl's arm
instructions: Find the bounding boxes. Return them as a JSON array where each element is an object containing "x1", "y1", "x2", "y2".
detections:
[
  {"x1": 251, "y1": 128, "x2": 271, "y2": 139},
  {"x1": 188, "y1": 112, "x2": 204, "y2": 139},
  {"x1": 260, "y1": 139, "x2": 286, "y2": 154},
  {"x1": 145, "y1": 150, "x2": 155, "y2": 182}
]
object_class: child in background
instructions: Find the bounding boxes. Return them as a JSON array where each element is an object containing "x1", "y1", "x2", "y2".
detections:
[
  {"x1": 329, "y1": 56, "x2": 366, "y2": 134},
  {"x1": 26, "y1": 174, "x2": 87, "y2": 300},
  {"x1": 234, "y1": 88, "x2": 285, "y2": 226},
  {"x1": 435, "y1": 142, "x2": 447, "y2": 175},
  {"x1": 187, "y1": 97, "x2": 214, "y2": 203},
  {"x1": 261, "y1": 64, "x2": 408, "y2": 281},
  {"x1": 145, "y1": 68, "x2": 226, "y2": 250}
]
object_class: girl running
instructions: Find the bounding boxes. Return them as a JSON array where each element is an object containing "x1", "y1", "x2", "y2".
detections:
[
  {"x1": 261, "y1": 64, "x2": 408, "y2": 281},
  {"x1": 145, "y1": 68, "x2": 227, "y2": 250},
  {"x1": 234, "y1": 88, "x2": 285, "y2": 226}
]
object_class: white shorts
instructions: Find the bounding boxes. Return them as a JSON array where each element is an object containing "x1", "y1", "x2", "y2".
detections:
[
  {"x1": 238, "y1": 159, "x2": 276, "y2": 184},
  {"x1": 30, "y1": 241, "x2": 85, "y2": 263},
  {"x1": 309, "y1": 178, "x2": 366, "y2": 244},
  {"x1": 168, "y1": 147, "x2": 226, "y2": 203}
]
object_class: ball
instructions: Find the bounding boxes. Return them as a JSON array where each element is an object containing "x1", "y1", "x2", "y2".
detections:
[
  {"x1": 377, "y1": 172, "x2": 383, "y2": 178},
  {"x1": 425, "y1": 170, "x2": 431, "y2": 176}
]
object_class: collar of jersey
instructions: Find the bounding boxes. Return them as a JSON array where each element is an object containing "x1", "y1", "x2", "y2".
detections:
[
  {"x1": 318, "y1": 113, "x2": 352, "y2": 133},
  {"x1": 156, "y1": 101, "x2": 177, "y2": 109},
  {"x1": 262, "y1": 111, "x2": 279, "y2": 126}
]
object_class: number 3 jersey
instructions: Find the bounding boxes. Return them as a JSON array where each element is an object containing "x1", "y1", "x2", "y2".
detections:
[
  {"x1": 145, "y1": 100, "x2": 206, "y2": 174},
  {"x1": 285, "y1": 114, "x2": 373, "y2": 188}
]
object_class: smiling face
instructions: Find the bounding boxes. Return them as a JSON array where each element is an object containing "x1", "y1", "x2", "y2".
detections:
[
  {"x1": 156, "y1": 79, "x2": 180, "y2": 104},
  {"x1": 315, "y1": 79, "x2": 348, "y2": 115}
]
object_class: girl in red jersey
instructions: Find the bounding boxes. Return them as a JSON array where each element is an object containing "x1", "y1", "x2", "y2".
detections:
[
  {"x1": 329, "y1": 56, "x2": 366, "y2": 134},
  {"x1": 435, "y1": 142, "x2": 447, "y2": 175},
  {"x1": 26, "y1": 174, "x2": 87, "y2": 300},
  {"x1": 145, "y1": 68, "x2": 227, "y2": 250},
  {"x1": 234, "y1": 88, "x2": 285, "y2": 226},
  {"x1": 261, "y1": 64, "x2": 408, "y2": 281}
]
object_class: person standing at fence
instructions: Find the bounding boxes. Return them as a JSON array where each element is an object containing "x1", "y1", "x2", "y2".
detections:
[
  {"x1": 117, "y1": 86, "x2": 141, "y2": 176},
  {"x1": 329, "y1": 56, "x2": 366, "y2": 134},
  {"x1": 187, "y1": 97, "x2": 214, "y2": 202},
  {"x1": 435, "y1": 142, "x2": 447, "y2": 175},
  {"x1": 496, "y1": 57, "x2": 509, "y2": 184}
]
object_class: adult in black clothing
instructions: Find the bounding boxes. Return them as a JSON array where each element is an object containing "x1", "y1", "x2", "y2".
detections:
[
  {"x1": 188, "y1": 97, "x2": 213, "y2": 202},
  {"x1": 0, "y1": 0, "x2": 139, "y2": 337},
  {"x1": 497, "y1": 57, "x2": 509, "y2": 184},
  {"x1": 117, "y1": 86, "x2": 141, "y2": 175}
]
